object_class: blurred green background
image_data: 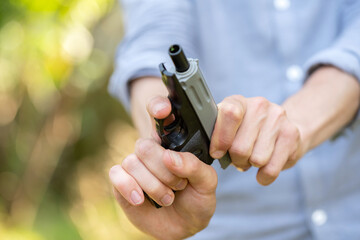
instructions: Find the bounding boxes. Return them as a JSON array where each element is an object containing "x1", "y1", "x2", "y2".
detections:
[{"x1": 0, "y1": 0, "x2": 149, "y2": 239}]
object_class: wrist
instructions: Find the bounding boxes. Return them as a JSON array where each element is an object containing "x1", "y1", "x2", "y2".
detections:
[{"x1": 283, "y1": 66, "x2": 360, "y2": 155}]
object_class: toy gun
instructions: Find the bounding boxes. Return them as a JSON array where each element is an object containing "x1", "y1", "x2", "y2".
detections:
[{"x1": 146, "y1": 44, "x2": 231, "y2": 208}]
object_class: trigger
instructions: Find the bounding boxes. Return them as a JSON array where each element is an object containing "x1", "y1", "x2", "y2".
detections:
[
  {"x1": 155, "y1": 118, "x2": 165, "y2": 137},
  {"x1": 163, "y1": 116, "x2": 180, "y2": 132}
]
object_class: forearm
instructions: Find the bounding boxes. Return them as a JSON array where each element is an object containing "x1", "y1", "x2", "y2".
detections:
[
  {"x1": 130, "y1": 77, "x2": 168, "y2": 138},
  {"x1": 283, "y1": 66, "x2": 360, "y2": 154}
]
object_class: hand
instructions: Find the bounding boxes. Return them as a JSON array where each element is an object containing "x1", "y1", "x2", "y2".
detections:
[
  {"x1": 210, "y1": 95, "x2": 305, "y2": 185},
  {"x1": 109, "y1": 97, "x2": 217, "y2": 240}
]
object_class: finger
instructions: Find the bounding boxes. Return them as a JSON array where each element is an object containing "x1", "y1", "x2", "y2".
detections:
[
  {"x1": 163, "y1": 150, "x2": 217, "y2": 195},
  {"x1": 249, "y1": 106, "x2": 285, "y2": 168},
  {"x1": 210, "y1": 96, "x2": 246, "y2": 159},
  {"x1": 256, "y1": 124, "x2": 299, "y2": 185},
  {"x1": 113, "y1": 187, "x2": 126, "y2": 206},
  {"x1": 229, "y1": 97, "x2": 269, "y2": 170},
  {"x1": 112, "y1": 187, "x2": 133, "y2": 210},
  {"x1": 135, "y1": 138, "x2": 187, "y2": 191},
  {"x1": 283, "y1": 149, "x2": 301, "y2": 170},
  {"x1": 147, "y1": 96, "x2": 171, "y2": 119},
  {"x1": 109, "y1": 164, "x2": 144, "y2": 206},
  {"x1": 122, "y1": 154, "x2": 175, "y2": 207},
  {"x1": 283, "y1": 126, "x2": 301, "y2": 169},
  {"x1": 151, "y1": 129, "x2": 161, "y2": 144}
]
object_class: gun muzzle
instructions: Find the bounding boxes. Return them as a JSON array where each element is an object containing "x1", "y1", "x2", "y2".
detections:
[{"x1": 169, "y1": 44, "x2": 189, "y2": 73}]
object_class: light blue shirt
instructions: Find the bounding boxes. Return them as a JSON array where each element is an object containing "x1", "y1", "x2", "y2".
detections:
[{"x1": 109, "y1": 1, "x2": 360, "y2": 239}]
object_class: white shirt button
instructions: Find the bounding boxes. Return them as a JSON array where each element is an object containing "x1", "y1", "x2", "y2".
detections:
[
  {"x1": 286, "y1": 65, "x2": 304, "y2": 82},
  {"x1": 312, "y1": 209, "x2": 327, "y2": 226},
  {"x1": 274, "y1": 0, "x2": 291, "y2": 11}
]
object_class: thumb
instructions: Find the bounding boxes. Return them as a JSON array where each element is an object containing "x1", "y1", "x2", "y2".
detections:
[
  {"x1": 163, "y1": 150, "x2": 218, "y2": 195},
  {"x1": 147, "y1": 96, "x2": 171, "y2": 119}
]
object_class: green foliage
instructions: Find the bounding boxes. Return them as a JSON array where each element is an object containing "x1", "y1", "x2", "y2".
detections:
[{"x1": 0, "y1": 0, "x2": 147, "y2": 239}]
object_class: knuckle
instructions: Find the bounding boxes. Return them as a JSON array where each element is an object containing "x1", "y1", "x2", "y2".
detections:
[
  {"x1": 188, "y1": 161, "x2": 199, "y2": 177},
  {"x1": 253, "y1": 97, "x2": 269, "y2": 111},
  {"x1": 249, "y1": 154, "x2": 269, "y2": 167},
  {"x1": 230, "y1": 144, "x2": 252, "y2": 160},
  {"x1": 147, "y1": 182, "x2": 167, "y2": 199},
  {"x1": 135, "y1": 138, "x2": 154, "y2": 158},
  {"x1": 272, "y1": 105, "x2": 286, "y2": 120},
  {"x1": 185, "y1": 154, "x2": 200, "y2": 175},
  {"x1": 207, "y1": 170, "x2": 218, "y2": 191},
  {"x1": 109, "y1": 167, "x2": 129, "y2": 189},
  {"x1": 109, "y1": 165, "x2": 121, "y2": 178},
  {"x1": 281, "y1": 124, "x2": 300, "y2": 140},
  {"x1": 162, "y1": 173, "x2": 180, "y2": 188},
  {"x1": 219, "y1": 102, "x2": 243, "y2": 123},
  {"x1": 230, "y1": 148, "x2": 252, "y2": 169},
  {"x1": 121, "y1": 154, "x2": 139, "y2": 172}
]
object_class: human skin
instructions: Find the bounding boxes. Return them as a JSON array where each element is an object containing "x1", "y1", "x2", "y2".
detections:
[{"x1": 109, "y1": 66, "x2": 360, "y2": 239}]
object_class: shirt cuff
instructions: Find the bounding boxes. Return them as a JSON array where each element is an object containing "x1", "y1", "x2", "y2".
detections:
[
  {"x1": 304, "y1": 48, "x2": 360, "y2": 82},
  {"x1": 304, "y1": 48, "x2": 360, "y2": 128}
]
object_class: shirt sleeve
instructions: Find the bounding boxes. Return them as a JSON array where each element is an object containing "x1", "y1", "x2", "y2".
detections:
[
  {"x1": 108, "y1": 0, "x2": 197, "y2": 109},
  {"x1": 303, "y1": 0, "x2": 360, "y2": 125},
  {"x1": 304, "y1": 1, "x2": 360, "y2": 80}
]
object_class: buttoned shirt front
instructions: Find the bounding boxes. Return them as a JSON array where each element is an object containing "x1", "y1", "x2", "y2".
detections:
[{"x1": 109, "y1": 1, "x2": 360, "y2": 239}]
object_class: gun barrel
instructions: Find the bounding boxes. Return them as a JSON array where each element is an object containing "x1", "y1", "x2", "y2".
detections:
[{"x1": 169, "y1": 44, "x2": 189, "y2": 72}]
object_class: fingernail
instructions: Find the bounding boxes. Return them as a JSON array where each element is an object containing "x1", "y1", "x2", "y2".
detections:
[
  {"x1": 130, "y1": 190, "x2": 142, "y2": 205},
  {"x1": 237, "y1": 167, "x2": 251, "y2": 172},
  {"x1": 212, "y1": 151, "x2": 225, "y2": 159},
  {"x1": 170, "y1": 151, "x2": 182, "y2": 167},
  {"x1": 175, "y1": 179, "x2": 187, "y2": 190},
  {"x1": 153, "y1": 102, "x2": 168, "y2": 115},
  {"x1": 161, "y1": 194, "x2": 173, "y2": 206}
]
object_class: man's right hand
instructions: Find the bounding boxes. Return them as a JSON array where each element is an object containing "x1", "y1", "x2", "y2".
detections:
[{"x1": 109, "y1": 97, "x2": 218, "y2": 240}]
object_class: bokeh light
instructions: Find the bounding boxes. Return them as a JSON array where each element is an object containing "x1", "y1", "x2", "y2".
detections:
[{"x1": 0, "y1": 0, "x2": 148, "y2": 239}]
